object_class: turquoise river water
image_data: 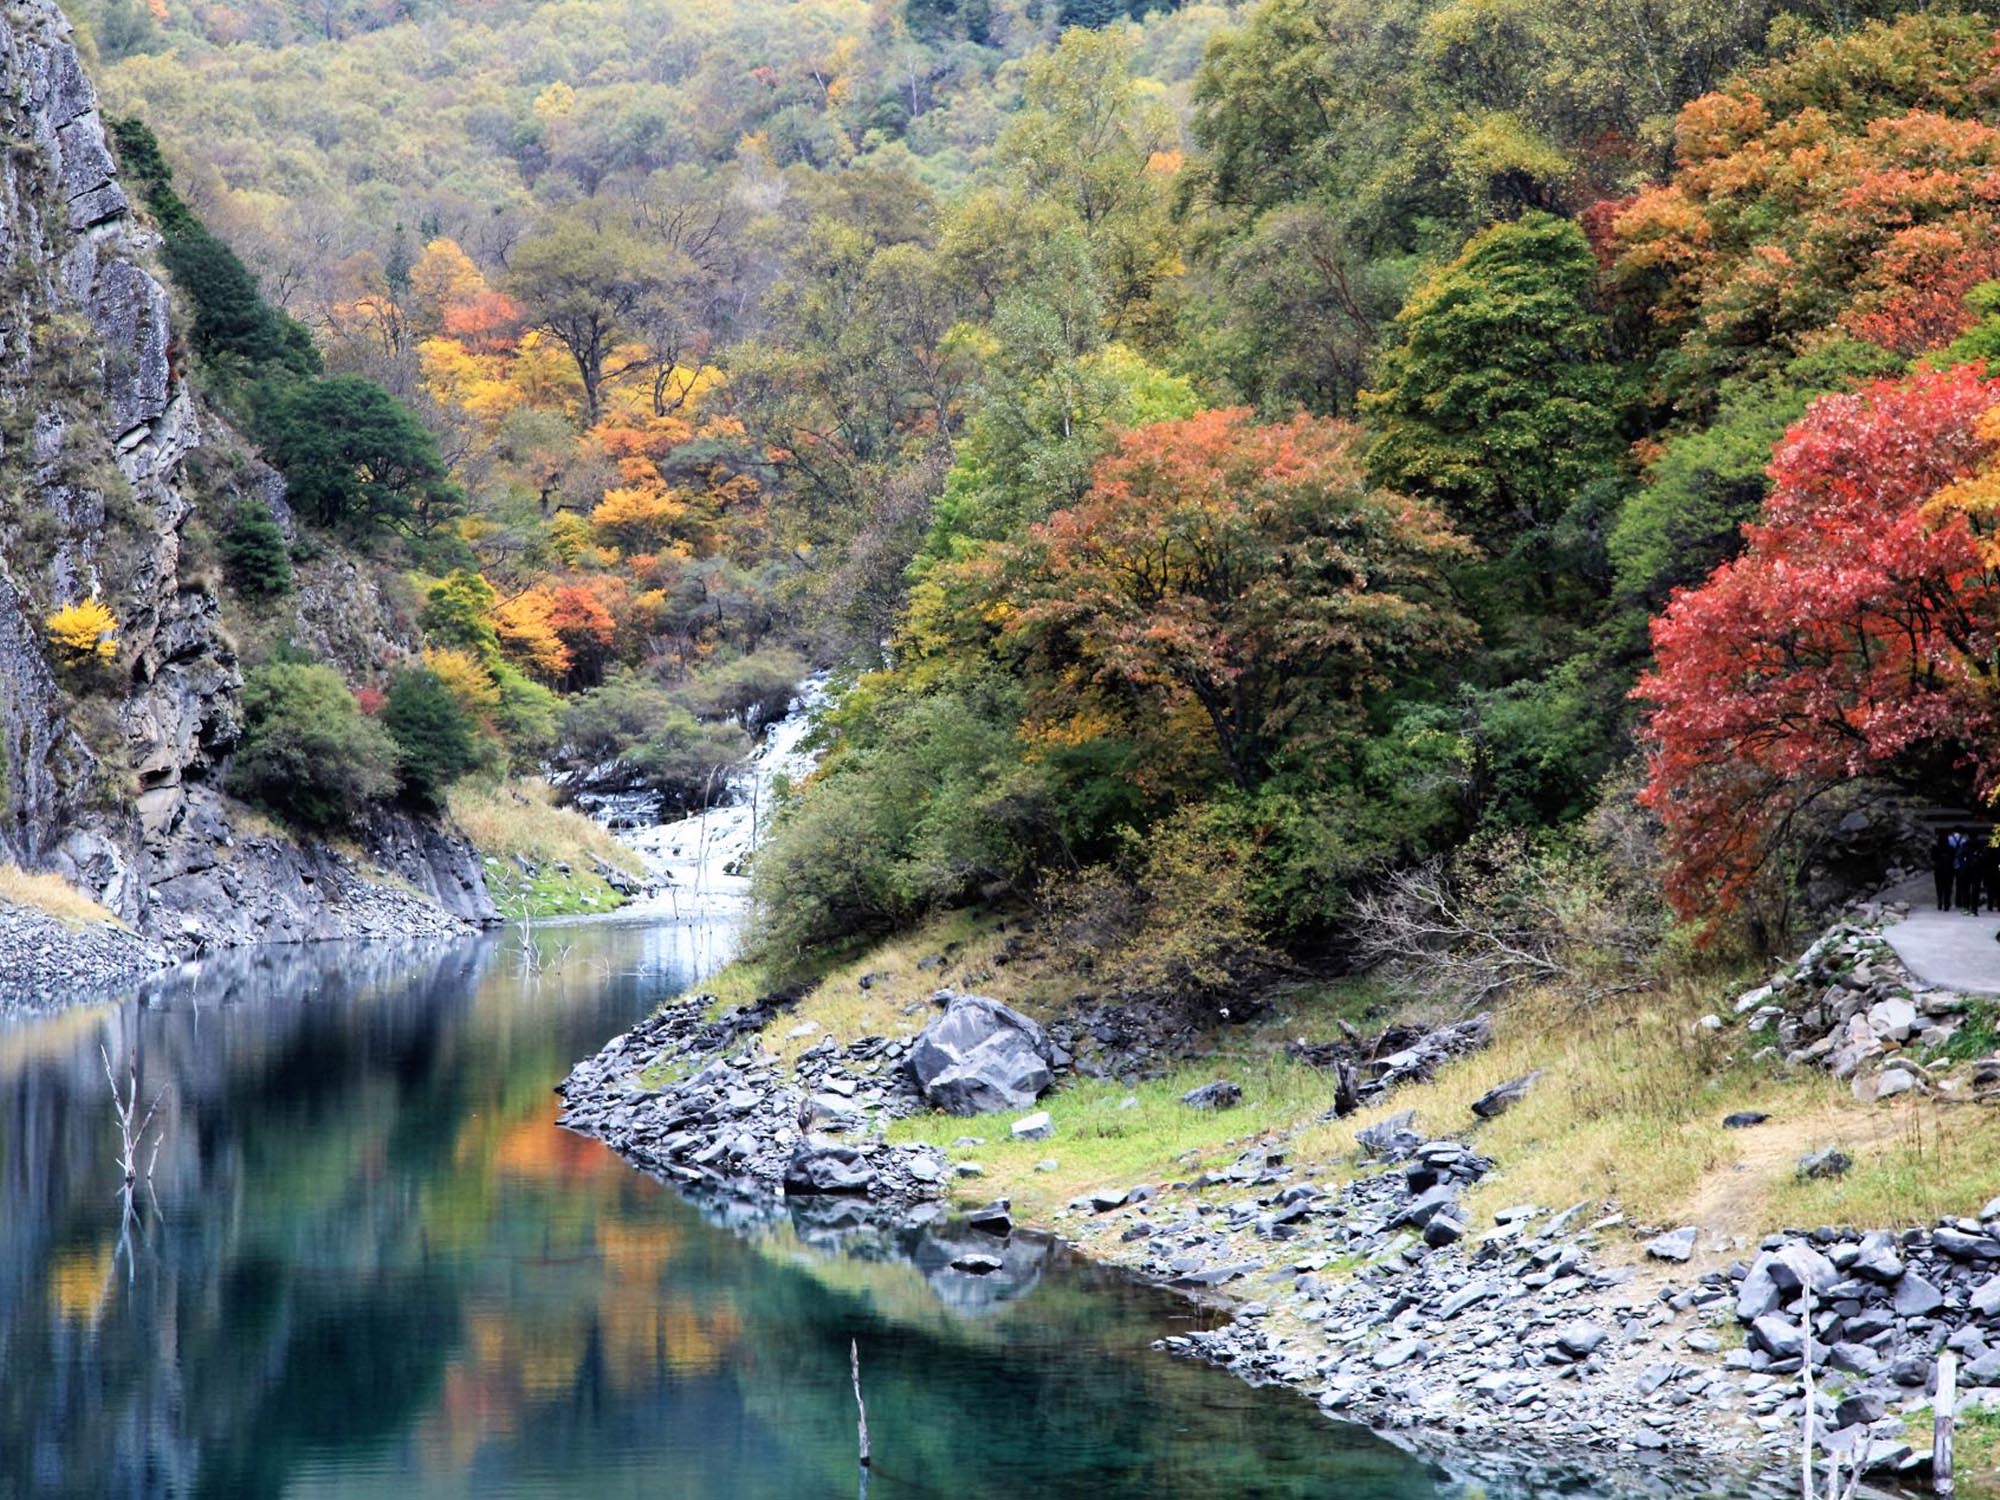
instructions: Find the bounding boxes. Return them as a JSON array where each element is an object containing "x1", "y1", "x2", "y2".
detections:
[{"x1": 0, "y1": 916, "x2": 1473, "y2": 1499}]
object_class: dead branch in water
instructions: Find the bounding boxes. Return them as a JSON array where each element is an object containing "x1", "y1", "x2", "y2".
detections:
[
  {"x1": 851, "y1": 1338, "x2": 871, "y2": 1469},
  {"x1": 101, "y1": 1044, "x2": 166, "y2": 1186}
]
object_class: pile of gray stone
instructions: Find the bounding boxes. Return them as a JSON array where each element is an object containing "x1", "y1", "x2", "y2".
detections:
[
  {"x1": 1672, "y1": 1216, "x2": 2000, "y2": 1475},
  {"x1": 1722, "y1": 922, "x2": 1976, "y2": 1102},
  {"x1": 558, "y1": 989, "x2": 1076, "y2": 1207},
  {"x1": 0, "y1": 901, "x2": 170, "y2": 1012},
  {"x1": 1115, "y1": 1126, "x2": 1768, "y2": 1475},
  {"x1": 1118, "y1": 1112, "x2": 2000, "y2": 1487}
]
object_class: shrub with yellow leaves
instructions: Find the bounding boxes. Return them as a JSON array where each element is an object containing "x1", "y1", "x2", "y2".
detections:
[{"x1": 45, "y1": 598, "x2": 118, "y2": 665}]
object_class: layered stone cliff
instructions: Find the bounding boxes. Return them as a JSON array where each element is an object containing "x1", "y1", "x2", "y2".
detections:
[{"x1": 0, "y1": 0, "x2": 496, "y2": 953}]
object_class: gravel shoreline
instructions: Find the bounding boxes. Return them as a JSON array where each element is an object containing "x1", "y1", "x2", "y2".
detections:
[
  {"x1": 0, "y1": 858, "x2": 483, "y2": 1018},
  {"x1": 0, "y1": 902, "x2": 174, "y2": 1014},
  {"x1": 557, "y1": 989, "x2": 1831, "y2": 1498}
]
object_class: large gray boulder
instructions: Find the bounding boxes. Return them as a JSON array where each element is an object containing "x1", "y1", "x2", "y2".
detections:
[
  {"x1": 1736, "y1": 1243, "x2": 1838, "y2": 1321},
  {"x1": 907, "y1": 993, "x2": 1060, "y2": 1115}
]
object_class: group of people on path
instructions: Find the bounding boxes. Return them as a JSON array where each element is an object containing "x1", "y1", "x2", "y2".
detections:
[{"x1": 1933, "y1": 827, "x2": 2000, "y2": 914}]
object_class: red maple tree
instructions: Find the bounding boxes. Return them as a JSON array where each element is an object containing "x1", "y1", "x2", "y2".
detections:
[{"x1": 1637, "y1": 364, "x2": 2000, "y2": 921}]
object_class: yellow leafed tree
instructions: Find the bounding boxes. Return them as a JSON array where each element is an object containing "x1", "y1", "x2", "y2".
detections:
[
  {"x1": 591, "y1": 483, "x2": 688, "y2": 550},
  {"x1": 46, "y1": 599, "x2": 117, "y2": 664},
  {"x1": 424, "y1": 646, "x2": 502, "y2": 716}
]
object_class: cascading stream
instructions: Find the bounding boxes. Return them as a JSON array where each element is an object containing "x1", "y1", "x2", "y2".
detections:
[{"x1": 602, "y1": 675, "x2": 829, "y2": 919}]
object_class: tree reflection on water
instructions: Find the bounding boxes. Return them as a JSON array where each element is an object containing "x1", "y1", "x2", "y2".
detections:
[{"x1": 0, "y1": 923, "x2": 1438, "y2": 1500}]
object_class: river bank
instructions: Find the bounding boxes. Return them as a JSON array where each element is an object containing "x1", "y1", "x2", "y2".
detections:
[
  {"x1": 3, "y1": 916, "x2": 1473, "y2": 1499},
  {"x1": 0, "y1": 898, "x2": 170, "y2": 1013},
  {"x1": 555, "y1": 898, "x2": 2000, "y2": 1499},
  {"x1": 0, "y1": 816, "x2": 492, "y2": 1012},
  {"x1": 556, "y1": 989, "x2": 1773, "y2": 1497}
]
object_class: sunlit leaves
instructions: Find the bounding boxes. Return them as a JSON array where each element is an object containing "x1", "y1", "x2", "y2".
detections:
[{"x1": 44, "y1": 599, "x2": 118, "y2": 665}]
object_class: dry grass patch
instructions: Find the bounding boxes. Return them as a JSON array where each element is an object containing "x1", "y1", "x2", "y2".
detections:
[
  {"x1": 1305, "y1": 979, "x2": 2000, "y2": 1258},
  {"x1": 448, "y1": 778, "x2": 645, "y2": 877},
  {"x1": 1314, "y1": 985, "x2": 1795, "y2": 1234},
  {"x1": 449, "y1": 778, "x2": 649, "y2": 918},
  {"x1": 1766, "y1": 1101, "x2": 2000, "y2": 1231},
  {"x1": 691, "y1": 907, "x2": 2000, "y2": 1263},
  {"x1": 0, "y1": 865, "x2": 116, "y2": 929},
  {"x1": 219, "y1": 800, "x2": 294, "y2": 847}
]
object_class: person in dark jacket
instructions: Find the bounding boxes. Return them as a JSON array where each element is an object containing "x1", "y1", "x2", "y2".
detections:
[
  {"x1": 1983, "y1": 838, "x2": 2000, "y2": 918},
  {"x1": 1956, "y1": 829, "x2": 1983, "y2": 915},
  {"x1": 1949, "y1": 829, "x2": 1975, "y2": 914},
  {"x1": 1936, "y1": 827, "x2": 1957, "y2": 910}
]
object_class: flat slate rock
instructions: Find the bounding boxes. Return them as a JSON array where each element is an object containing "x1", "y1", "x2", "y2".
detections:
[{"x1": 1645, "y1": 1227, "x2": 1699, "y2": 1263}]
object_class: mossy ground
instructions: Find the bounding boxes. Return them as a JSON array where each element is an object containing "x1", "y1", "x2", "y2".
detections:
[{"x1": 480, "y1": 862, "x2": 629, "y2": 921}]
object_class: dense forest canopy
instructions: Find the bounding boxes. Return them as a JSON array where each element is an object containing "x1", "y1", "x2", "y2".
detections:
[{"x1": 70, "y1": 0, "x2": 2000, "y2": 971}]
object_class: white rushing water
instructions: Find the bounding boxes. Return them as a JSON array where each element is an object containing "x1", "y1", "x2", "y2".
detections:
[{"x1": 609, "y1": 676, "x2": 829, "y2": 920}]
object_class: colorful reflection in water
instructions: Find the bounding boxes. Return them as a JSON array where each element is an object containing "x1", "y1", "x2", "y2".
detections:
[{"x1": 0, "y1": 921, "x2": 1444, "y2": 1499}]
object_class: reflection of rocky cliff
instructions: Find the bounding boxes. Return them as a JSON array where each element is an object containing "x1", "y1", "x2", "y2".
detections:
[
  {"x1": 0, "y1": 0, "x2": 493, "y2": 949},
  {"x1": 0, "y1": 935, "x2": 502, "y2": 1495}
]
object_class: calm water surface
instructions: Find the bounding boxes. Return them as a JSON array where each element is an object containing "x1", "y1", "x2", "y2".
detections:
[{"x1": 0, "y1": 918, "x2": 1453, "y2": 1499}]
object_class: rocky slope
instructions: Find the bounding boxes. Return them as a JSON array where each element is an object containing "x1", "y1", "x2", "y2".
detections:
[
  {"x1": 556, "y1": 903, "x2": 2000, "y2": 1496},
  {"x1": 0, "y1": 0, "x2": 493, "y2": 958},
  {"x1": 0, "y1": 900, "x2": 168, "y2": 1011}
]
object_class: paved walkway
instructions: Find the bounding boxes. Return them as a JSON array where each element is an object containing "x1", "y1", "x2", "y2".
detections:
[{"x1": 1878, "y1": 874, "x2": 2000, "y2": 996}]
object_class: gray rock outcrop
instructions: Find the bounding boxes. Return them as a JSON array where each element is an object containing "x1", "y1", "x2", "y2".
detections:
[
  {"x1": 0, "y1": 0, "x2": 496, "y2": 971},
  {"x1": 906, "y1": 993, "x2": 1061, "y2": 1115}
]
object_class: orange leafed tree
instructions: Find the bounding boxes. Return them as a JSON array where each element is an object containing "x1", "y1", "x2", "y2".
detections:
[
  {"x1": 496, "y1": 582, "x2": 621, "y2": 689},
  {"x1": 544, "y1": 581, "x2": 620, "y2": 684},
  {"x1": 961, "y1": 408, "x2": 1475, "y2": 789},
  {"x1": 1606, "y1": 15, "x2": 2000, "y2": 393}
]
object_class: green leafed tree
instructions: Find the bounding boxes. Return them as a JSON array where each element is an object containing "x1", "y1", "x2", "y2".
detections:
[
  {"x1": 419, "y1": 569, "x2": 502, "y2": 664},
  {"x1": 219, "y1": 500, "x2": 292, "y2": 598},
  {"x1": 997, "y1": 26, "x2": 1180, "y2": 346},
  {"x1": 259, "y1": 375, "x2": 459, "y2": 535},
  {"x1": 228, "y1": 663, "x2": 399, "y2": 832},
  {"x1": 1362, "y1": 212, "x2": 1631, "y2": 574},
  {"x1": 920, "y1": 324, "x2": 1201, "y2": 565},
  {"x1": 504, "y1": 208, "x2": 658, "y2": 423},
  {"x1": 383, "y1": 668, "x2": 484, "y2": 809}
]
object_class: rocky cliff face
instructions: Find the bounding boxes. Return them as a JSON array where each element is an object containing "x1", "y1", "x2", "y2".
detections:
[{"x1": 0, "y1": 0, "x2": 496, "y2": 952}]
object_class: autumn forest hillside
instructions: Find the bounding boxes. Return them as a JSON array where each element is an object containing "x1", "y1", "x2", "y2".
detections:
[{"x1": 66, "y1": 0, "x2": 2000, "y2": 990}]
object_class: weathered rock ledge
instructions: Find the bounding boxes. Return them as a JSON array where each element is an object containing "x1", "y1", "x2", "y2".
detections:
[{"x1": 0, "y1": 0, "x2": 500, "y2": 963}]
